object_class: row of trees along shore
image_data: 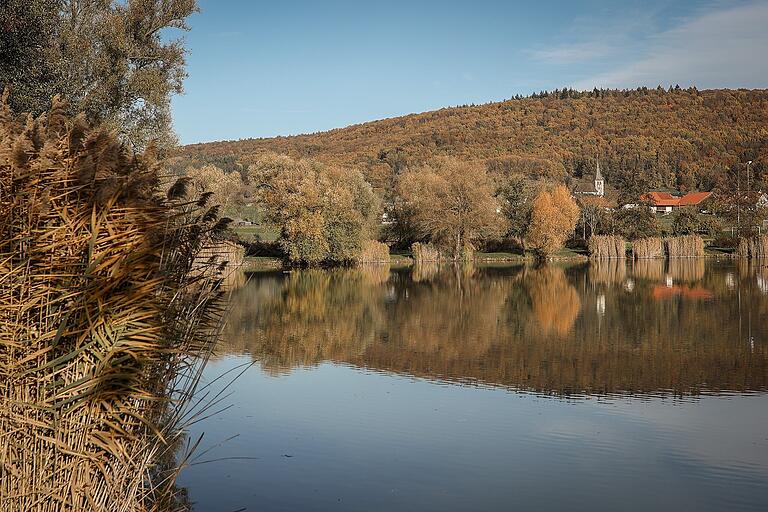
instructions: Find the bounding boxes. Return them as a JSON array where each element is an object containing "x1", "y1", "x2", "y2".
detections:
[{"x1": 181, "y1": 152, "x2": 767, "y2": 265}]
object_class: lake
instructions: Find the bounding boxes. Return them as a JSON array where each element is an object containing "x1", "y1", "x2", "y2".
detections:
[{"x1": 178, "y1": 260, "x2": 768, "y2": 511}]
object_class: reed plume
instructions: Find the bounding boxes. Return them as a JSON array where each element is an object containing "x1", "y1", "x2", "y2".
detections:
[{"x1": 0, "y1": 94, "x2": 231, "y2": 511}]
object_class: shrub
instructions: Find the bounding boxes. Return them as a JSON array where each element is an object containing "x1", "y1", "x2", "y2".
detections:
[
  {"x1": 671, "y1": 208, "x2": 722, "y2": 236},
  {"x1": 613, "y1": 207, "x2": 662, "y2": 240},
  {"x1": 712, "y1": 234, "x2": 739, "y2": 249}
]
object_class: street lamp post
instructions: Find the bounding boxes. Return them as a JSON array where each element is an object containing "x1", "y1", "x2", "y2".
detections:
[{"x1": 737, "y1": 160, "x2": 754, "y2": 234}]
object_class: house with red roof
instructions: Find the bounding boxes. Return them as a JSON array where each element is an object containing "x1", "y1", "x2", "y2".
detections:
[{"x1": 640, "y1": 191, "x2": 713, "y2": 214}]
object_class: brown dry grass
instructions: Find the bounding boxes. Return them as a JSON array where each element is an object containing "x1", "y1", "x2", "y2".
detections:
[{"x1": 411, "y1": 242, "x2": 441, "y2": 263}]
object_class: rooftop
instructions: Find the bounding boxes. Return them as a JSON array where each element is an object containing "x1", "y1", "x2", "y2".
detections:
[{"x1": 641, "y1": 191, "x2": 712, "y2": 207}]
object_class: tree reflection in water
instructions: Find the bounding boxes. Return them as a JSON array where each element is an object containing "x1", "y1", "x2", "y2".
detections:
[{"x1": 221, "y1": 261, "x2": 768, "y2": 396}]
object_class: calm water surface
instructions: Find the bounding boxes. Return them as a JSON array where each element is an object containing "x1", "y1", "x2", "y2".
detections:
[{"x1": 179, "y1": 260, "x2": 768, "y2": 511}]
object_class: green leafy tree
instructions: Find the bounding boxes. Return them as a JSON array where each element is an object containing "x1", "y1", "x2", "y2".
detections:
[
  {"x1": 670, "y1": 207, "x2": 722, "y2": 236},
  {"x1": 0, "y1": 0, "x2": 197, "y2": 151},
  {"x1": 612, "y1": 207, "x2": 663, "y2": 240},
  {"x1": 497, "y1": 174, "x2": 541, "y2": 248}
]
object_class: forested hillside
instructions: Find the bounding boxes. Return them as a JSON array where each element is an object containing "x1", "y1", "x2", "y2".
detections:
[{"x1": 176, "y1": 88, "x2": 768, "y2": 201}]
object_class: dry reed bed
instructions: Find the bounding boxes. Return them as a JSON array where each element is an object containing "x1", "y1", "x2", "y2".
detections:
[
  {"x1": 411, "y1": 242, "x2": 441, "y2": 262},
  {"x1": 665, "y1": 235, "x2": 705, "y2": 258},
  {"x1": 631, "y1": 235, "x2": 704, "y2": 259},
  {"x1": 1, "y1": 97, "x2": 229, "y2": 511},
  {"x1": 632, "y1": 237, "x2": 665, "y2": 259},
  {"x1": 588, "y1": 235, "x2": 626, "y2": 259},
  {"x1": 737, "y1": 235, "x2": 768, "y2": 258},
  {"x1": 355, "y1": 240, "x2": 390, "y2": 264}
]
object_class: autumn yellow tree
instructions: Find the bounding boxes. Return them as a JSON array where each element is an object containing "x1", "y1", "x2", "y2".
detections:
[
  {"x1": 251, "y1": 154, "x2": 379, "y2": 265},
  {"x1": 526, "y1": 185, "x2": 579, "y2": 256},
  {"x1": 396, "y1": 158, "x2": 504, "y2": 259},
  {"x1": 186, "y1": 164, "x2": 244, "y2": 216}
]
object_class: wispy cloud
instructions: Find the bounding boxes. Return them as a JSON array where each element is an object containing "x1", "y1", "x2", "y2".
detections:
[
  {"x1": 528, "y1": 41, "x2": 615, "y2": 63},
  {"x1": 574, "y1": 2, "x2": 768, "y2": 89},
  {"x1": 527, "y1": 5, "x2": 662, "y2": 65}
]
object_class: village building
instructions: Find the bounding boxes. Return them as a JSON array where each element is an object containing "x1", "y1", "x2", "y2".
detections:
[
  {"x1": 572, "y1": 161, "x2": 621, "y2": 211},
  {"x1": 640, "y1": 191, "x2": 713, "y2": 214},
  {"x1": 573, "y1": 161, "x2": 605, "y2": 197}
]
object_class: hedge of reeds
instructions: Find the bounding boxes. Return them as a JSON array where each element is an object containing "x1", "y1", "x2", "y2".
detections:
[
  {"x1": 411, "y1": 242, "x2": 441, "y2": 262},
  {"x1": 0, "y1": 96, "x2": 230, "y2": 511},
  {"x1": 355, "y1": 240, "x2": 390, "y2": 264},
  {"x1": 632, "y1": 237, "x2": 665, "y2": 259},
  {"x1": 588, "y1": 235, "x2": 626, "y2": 259},
  {"x1": 665, "y1": 235, "x2": 705, "y2": 258},
  {"x1": 737, "y1": 235, "x2": 768, "y2": 259}
]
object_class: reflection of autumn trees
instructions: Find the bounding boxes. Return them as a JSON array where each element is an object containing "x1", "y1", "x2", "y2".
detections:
[
  {"x1": 223, "y1": 269, "x2": 389, "y2": 374},
  {"x1": 525, "y1": 266, "x2": 581, "y2": 336},
  {"x1": 223, "y1": 263, "x2": 768, "y2": 395}
]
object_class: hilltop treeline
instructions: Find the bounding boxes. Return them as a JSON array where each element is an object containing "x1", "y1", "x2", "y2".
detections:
[{"x1": 177, "y1": 87, "x2": 768, "y2": 201}]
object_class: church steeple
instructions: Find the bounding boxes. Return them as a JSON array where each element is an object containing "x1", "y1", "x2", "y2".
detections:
[{"x1": 594, "y1": 159, "x2": 605, "y2": 197}]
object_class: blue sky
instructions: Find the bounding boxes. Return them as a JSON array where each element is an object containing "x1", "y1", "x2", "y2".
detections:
[{"x1": 171, "y1": 0, "x2": 768, "y2": 144}]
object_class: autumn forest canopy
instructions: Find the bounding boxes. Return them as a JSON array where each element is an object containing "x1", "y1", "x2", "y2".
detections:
[{"x1": 176, "y1": 87, "x2": 768, "y2": 202}]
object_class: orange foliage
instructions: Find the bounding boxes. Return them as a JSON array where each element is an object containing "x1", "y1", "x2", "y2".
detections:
[
  {"x1": 177, "y1": 88, "x2": 768, "y2": 198},
  {"x1": 526, "y1": 185, "x2": 579, "y2": 256}
]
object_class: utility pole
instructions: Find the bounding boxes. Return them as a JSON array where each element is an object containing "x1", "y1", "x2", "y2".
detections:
[
  {"x1": 740, "y1": 160, "x2": 753, "y2": 234},
  {"x1": 737, "y1": 164, "x2": 741, "y2": 232}
]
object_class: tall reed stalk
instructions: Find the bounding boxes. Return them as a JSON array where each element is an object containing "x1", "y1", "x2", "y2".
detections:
[{"x1": 0, "y1": 95, "x2": 231, "y2": 511}]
